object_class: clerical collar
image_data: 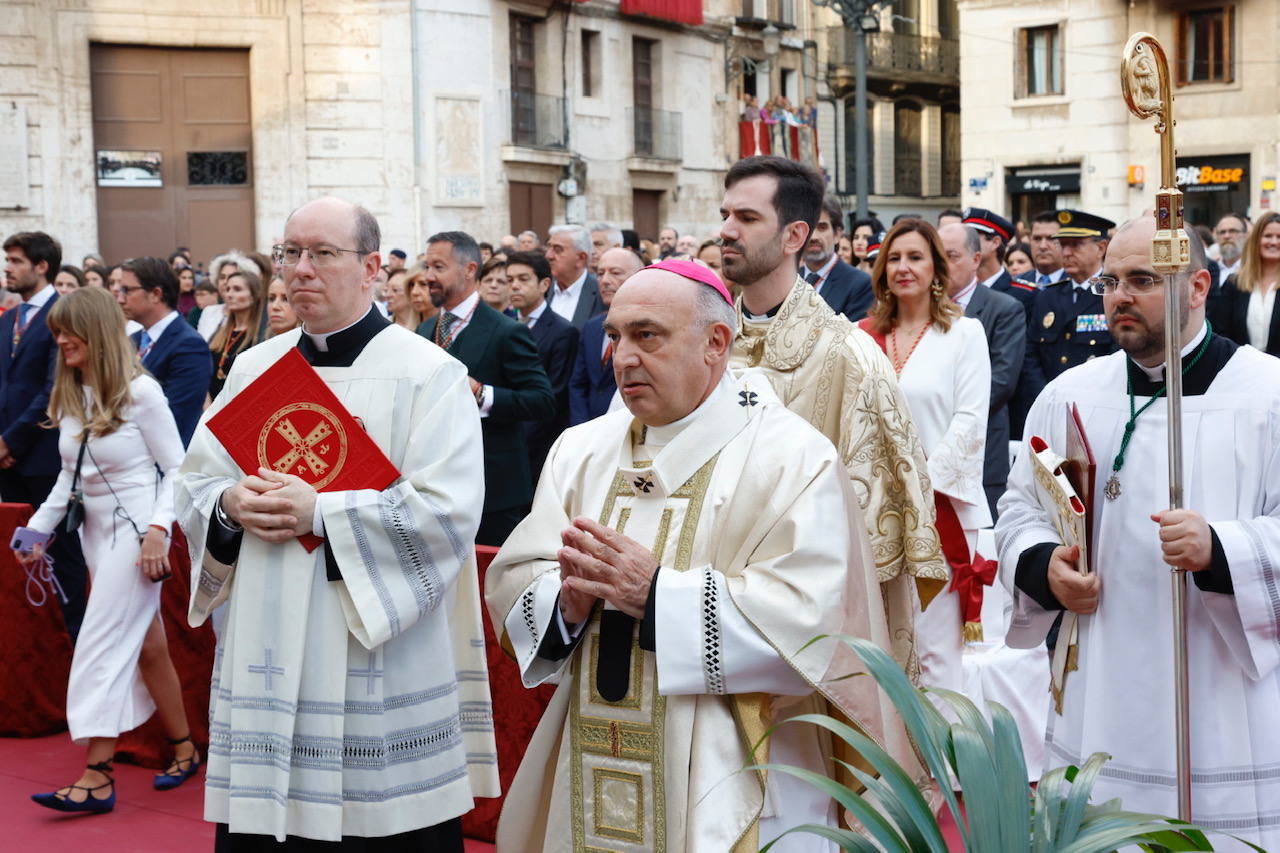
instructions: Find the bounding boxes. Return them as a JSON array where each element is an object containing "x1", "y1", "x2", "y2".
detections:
[
  {"x1": 297, "y1": 306, "x2": 390, "y2": 366},
  {"x1": 1131, "y1": 323, "x2": 1207, "y2": 382},
  {"x1": 1125, "y1": 322, "x2": 1237, "y2": 398},
  {"x1": 742, "y1": 300, "x2": 784, "y2": 321},
  {"x1": 641, "y1": 373, "x2": 733, "y2": 449}
]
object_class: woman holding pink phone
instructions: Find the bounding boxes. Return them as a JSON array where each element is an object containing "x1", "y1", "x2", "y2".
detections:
[{"x1": 13, "y1": 282, "x2": 199, "y2": 814}]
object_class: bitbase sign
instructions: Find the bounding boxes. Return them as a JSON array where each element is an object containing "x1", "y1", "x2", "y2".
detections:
[{"x1": 1175, "y1": 155, "x2": 1247, "y2": 193}]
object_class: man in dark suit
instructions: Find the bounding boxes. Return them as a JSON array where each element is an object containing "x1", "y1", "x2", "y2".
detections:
[
  {"x1": 1017, "y1": 210, "x2": 1067, "y2": 287},
  {"x1": 417, "y1": 231, "x2": 554, "y2": 545},
  {"x1": 1, "y1": 231, "x2": 87, "y2": 639},
  {"x1": 963, "y1": 207, "x2": 1037, "y2": 317},
  {"x1": 505, "y1": 251, "x2": 579, "y2": 484},
  {"x1": 117, "y1": 256, "x2": 214, "y2": 447},
  {"x1": 940, "y1": 224, "x2": 1026, "y2": 517},
  {"x1": 570, "y1": 246, "x2": 643, "y2": 425},
  {"x1": 544, "y1": 225, "x2": 605, "y2": 329},
  {"x1": 802, "y1": 194, "x2": 874, "y2": 320}
]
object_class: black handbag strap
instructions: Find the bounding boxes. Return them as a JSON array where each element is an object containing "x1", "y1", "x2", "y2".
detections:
[{"x1": 70, "y1": 434, "x2": 87, "y2": 492}]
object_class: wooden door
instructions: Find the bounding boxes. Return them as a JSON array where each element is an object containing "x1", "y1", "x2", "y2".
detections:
[
  {"x1": 91, "y1": 44, "x2": 253, "y2": 267},
  {"x1": 632, "y1": 189, "x2": 661, "y2": 242},
  {"x1": 509, "y1": 181, "x2": 553, "y2": 239}
]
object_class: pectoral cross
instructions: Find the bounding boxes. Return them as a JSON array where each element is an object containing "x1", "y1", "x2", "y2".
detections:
[{"x1": 272, "y1": 418, "x2": 333, "y2": 478}]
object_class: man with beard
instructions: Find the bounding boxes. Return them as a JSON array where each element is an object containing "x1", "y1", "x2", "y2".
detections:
[
  {"x1": 0, "y1": 230, "x2": 88, "y2": 640},
  {"x1": 723, "y1": 155, "x2": 946, "y2": 676},
  {"x1": 657, "y1": 226, "x2": 678, "y2": 258},
  {"x1": 568, "y1": 246, "x2": 643, "y2": 424},
  {"x1": 1212, "y1": 212, "x2": 1248, "y2": 288},
  {"x1": 997, "y1": 216, "x2": 1280, "y2": 850},
  {"x1": 801, "y1": 193, "x2": 873, "y2": 320},
  {"x1": 417, "y1": 231, "x2": 553, "y2": 544}
]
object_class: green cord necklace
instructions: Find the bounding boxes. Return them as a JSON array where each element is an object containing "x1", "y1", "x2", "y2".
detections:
[{"x1": 1103, "y1": 321, "x2": 1213, "y2": 501}]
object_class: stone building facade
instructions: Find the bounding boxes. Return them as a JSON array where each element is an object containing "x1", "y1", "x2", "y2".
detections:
[{"x1": 959, "y1": 0, "x2": 1277, "y2": 228}]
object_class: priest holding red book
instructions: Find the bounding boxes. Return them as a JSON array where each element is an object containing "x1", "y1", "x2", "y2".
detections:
[{"x1": 176, "y1": 197, "x2": 498, "y2": 851}]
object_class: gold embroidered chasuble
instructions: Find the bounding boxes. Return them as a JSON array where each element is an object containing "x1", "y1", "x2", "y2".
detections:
[
  {"x1": 486, "y1": 374, "x2": 917, "y2": 852},
  {"x1": 731, "y1": 277, "x2": 947, "y2": 677}
]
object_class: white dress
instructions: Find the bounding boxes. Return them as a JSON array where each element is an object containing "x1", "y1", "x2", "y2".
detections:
[
  {"x1": 894, "y1": 317, "x2": 991, "y2": 693},
  {"x1": 28, "y1": 375, "x2": 184, "y2": 742}
]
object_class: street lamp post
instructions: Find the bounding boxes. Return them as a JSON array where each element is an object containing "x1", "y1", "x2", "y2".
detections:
[{"x1": 814, "y1": 0, "x2": 885, "y2": 218}]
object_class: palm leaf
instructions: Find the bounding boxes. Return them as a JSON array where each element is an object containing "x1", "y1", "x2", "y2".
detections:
[
  {"x1": 760, "y1": 823, "x2": 881, "y2": 852},
  {"x1": 747, "y1": 762, "x2": 911, "y2": 853}
]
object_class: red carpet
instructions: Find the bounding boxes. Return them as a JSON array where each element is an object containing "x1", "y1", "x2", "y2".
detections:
[{"x1": 0, "y1": 734, "x2": 495, "y2": 852}]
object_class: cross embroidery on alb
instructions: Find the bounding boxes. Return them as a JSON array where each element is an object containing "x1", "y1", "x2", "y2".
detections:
[
  {"x1": 738, "y1": 390, "x2": 758, "y2": 407},
  {"x1": 348, "y1": 651, "x2": 384, "y2": 696},
  {"x1": 632, "y1": 475, "x2": 654, "y2": 494},
  {"x1": 248, "y1": 649, "x2": 285, "y2": 692},
  {"x1": 273, "y1": 418, "x2": 333, "y2": 478}
]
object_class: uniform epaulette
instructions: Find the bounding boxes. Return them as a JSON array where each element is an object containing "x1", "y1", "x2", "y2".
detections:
[{"x1": 1010, "y1": 280, "x2": 1037, "y2": 292}]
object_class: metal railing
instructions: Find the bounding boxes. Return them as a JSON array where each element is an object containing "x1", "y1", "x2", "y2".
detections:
[
  {"x1": 629, "y1": 106, "x2": 682, "y2": 161},
  {"x1": 505, "y1": 91, "x2": 568, "y2": 150},
  {"x1": 895, "y1": 154, "x2": 922, "y2": 197},
  {"x1": 941, "y1": 159, "x2": 961, "y2": 197},
  {"x1": 827, "y1": 29, "x2": 959, "y2": 80}
]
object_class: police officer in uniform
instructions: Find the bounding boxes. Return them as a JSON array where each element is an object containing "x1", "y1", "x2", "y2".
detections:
[
  {"x1": 1017, "y1": 209, "x2": 1118, "y2": 430},
  {"x1": 963, "y1": 207, "x2": 1038, "y2": 317}
]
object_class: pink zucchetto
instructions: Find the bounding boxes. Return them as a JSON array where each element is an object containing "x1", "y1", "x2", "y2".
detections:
[{"x1": 647, "y1": 258, "x2": 734, "y2": 307}]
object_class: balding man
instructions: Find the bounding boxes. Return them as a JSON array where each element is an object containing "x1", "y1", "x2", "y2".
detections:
[
  {"x1": 177, "y1": 197, "x2": 498, "y2": 850},
  {"x1": 998, "y1": 217, "x2": 1280, "y2": 849},
  {"x1": 487, "y1": 260, "x2": 905, "y2": 852},
  {"x1": 568, "y1": 246, "x2": 641, "y2": 424}
]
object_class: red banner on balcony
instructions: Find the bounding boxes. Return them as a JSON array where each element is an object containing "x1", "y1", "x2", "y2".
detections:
[{"x1": 620, "y1": 0, "x2": 703, "y2": 25}]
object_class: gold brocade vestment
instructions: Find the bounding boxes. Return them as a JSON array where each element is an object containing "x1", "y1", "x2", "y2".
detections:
[{"x1": 730, "y1": 277, "x2": 948, "y2": 678}]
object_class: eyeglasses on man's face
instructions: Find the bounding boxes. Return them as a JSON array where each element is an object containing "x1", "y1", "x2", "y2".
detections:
[
  {"x1": 272, "y1": 243, "x2": 363, "y2": 268},
  {"x1": 1089, "y1": 274, "x2": 1164, "y2": 296}
]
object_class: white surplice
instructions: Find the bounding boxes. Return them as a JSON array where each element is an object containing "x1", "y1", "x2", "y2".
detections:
[
  {"x1": 176, "y1": 325, "x2": 499, "y2": 842},
  {"x1": 486, "y1": 372, "x2": 919, "y2": 852},
  {"x1": 997, "y1": 344, "x2": 1280, "y2": 850},
  {"x1": 895, "y1": 316, "x2": 991, "y2": 694}
]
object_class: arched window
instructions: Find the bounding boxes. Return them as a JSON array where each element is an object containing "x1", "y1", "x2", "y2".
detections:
[{"x1": 894, "y1": 100, "x2": 923, "y2": 197}]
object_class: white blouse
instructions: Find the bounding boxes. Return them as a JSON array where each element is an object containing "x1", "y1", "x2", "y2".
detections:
[
  {"x1": 1246, "y1": 285, "x2": 1275, "y2": 351},
  {"x1": 894, "y1": 315, "x2": 992, "y2": 530}
]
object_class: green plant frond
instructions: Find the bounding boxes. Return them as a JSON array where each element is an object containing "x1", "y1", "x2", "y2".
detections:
[
  {"x1": 929, "y1": 687, "x2": 998, "y2": 755},
  {"x1": 988, "y1": 702, "x2": 1033, "y2": 849},
  {"x1": 837, "y1": 759, "x2": 949, "y2": 853},
  {"x1": 759, "y1": 822, "x2": 881, "y2": 853},
  {"x1": 949, "y1": 724, "x2": 1009, "y2": 853},
  {"x1": 746, "y1": 762, "x2": 911, "y2": 853},
  {"x1": 1057, "y1": 752, "x2": 1112, "y2": 844},
  {"x1": 794, "y1": 635, "x2": 968, "y2": 831},
  {"x1": 1055, "y1": 819, "x2": 1217, "y2": 853},
  {"x1": 1035, "y1": 765, "x2": 1072, "y2": 839}
]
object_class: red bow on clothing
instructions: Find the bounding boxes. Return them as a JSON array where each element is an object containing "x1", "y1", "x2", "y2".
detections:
[{"x1": 934, "y1": 493, "x2": 998, "y2": 642}]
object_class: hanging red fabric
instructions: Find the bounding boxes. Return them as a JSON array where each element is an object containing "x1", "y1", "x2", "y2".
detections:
[{"x1": 619, "y1": 0, "x2": 703, "y2": 25}]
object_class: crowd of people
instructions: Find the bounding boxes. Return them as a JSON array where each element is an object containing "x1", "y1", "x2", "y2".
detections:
[{"x1": 2, "y1": 153, "x2": 1277, "y2": 852}]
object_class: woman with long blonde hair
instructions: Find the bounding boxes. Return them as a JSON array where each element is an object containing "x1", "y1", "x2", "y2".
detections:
[
  {"x1": 16, "y1": 287, "x2": 199, "y2": 814},
  {"x1": 858, "y1": 218, "x2": 990, "y2": 697},
  {"x1": 208, "y1": 268, "x2": 265, "y2": 398},
  {"x1": 1211, "y1": 211, "x2": 1280, "y2": 355}
]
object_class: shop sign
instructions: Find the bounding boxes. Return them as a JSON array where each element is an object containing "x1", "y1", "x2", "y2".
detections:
[
  {"x1": 1175, "y1": 161, "x2": 1246, "y2": 192},
  {"x1": 1006, "y1": 170, "x2": 1081, "y2": 194}
]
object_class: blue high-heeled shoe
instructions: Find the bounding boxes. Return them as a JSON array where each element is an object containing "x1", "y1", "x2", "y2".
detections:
[
  {"x1": 31, "y1": 760, "x2": 115, "y2": 814},
  {"x1": 153, "y1": 734, "x2": 201, "y2": 791}
]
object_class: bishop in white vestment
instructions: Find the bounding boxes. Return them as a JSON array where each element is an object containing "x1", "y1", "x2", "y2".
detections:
[
  {"x1": 997, "y1": 218, "x2": 1280, "y2": 850},
  {"x1": 487, "y1": 262, "x2": 917, "y2": 852},
  {"x1": 177, "y1": 198, "x2": 498, "y2": 848}
]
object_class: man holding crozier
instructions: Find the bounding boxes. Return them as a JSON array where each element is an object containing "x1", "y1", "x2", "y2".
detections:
[
  {"x1": 177, "y1": 197, "x2": 498, "y2": 849},
  {"x1": 486, "y1": 260, "x2": 913, "y2": 851},
  {"x1": 996, "y1": 217, "x2": 1280, "y2": 850}
]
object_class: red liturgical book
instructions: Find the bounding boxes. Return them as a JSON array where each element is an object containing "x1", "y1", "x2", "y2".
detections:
[{"x1": 206, "y1": 348, "x2": 401, "y2": 551}]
